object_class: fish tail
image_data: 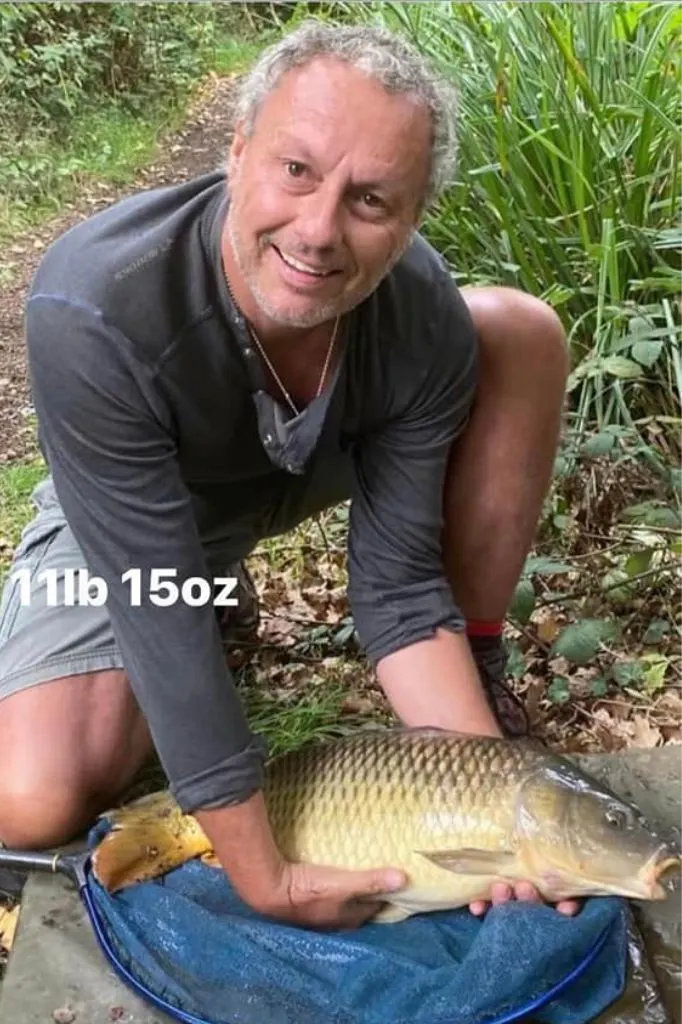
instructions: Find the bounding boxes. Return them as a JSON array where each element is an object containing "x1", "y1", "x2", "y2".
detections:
[{"x1": 91, "y1": 791, "x2": 211, "y2": 892}]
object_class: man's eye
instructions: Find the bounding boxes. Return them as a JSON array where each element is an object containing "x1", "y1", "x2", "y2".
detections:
[
  {"x1": 286, "y1": 161, "x2": 306, "y2": 178},
  {"x1": 362, "y1": 193, "x2": 383, "y2": 208}
]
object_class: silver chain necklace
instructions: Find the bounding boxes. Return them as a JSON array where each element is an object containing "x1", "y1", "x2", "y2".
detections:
[
  {"x1": 245, "y1": 313, "x2": 340, "y2": 418},
  {"x1": 225, "y1": 276, "x2": 339, "y2": 417}
]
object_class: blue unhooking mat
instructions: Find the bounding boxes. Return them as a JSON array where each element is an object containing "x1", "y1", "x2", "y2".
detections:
[{"x1": 87, "y1": 818, "x2": 628, "y2": 1024}]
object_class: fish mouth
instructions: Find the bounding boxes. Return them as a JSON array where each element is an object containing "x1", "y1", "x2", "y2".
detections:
[{"x1": 640, "y1": 846, "x2": 681, "y2": 899}]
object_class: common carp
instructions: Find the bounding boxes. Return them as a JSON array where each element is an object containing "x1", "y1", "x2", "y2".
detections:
[{"x1": 92, "y1": 728, "x2": 680, "y2": 923}]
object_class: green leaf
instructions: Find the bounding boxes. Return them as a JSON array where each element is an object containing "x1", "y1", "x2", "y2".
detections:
[
  {"x1": 581, "y1": 432, "x2": 616, "y2": 457},
  {"x1": 590, "y1": 676, "x2": 608, "y2": 698},
  {"x1": 611, "y1": 660, "x2": 644, "y2": 688},
  {"x1": 506, "y1": 640, "x2": 527, "y2": 681},
  {"x1": 626, "y1": 315, "x2": 653, "y2": 337},
  {"x1": 601, "y1": 569, "x2": 632, "y2": 604},
  {"x1": 600, "y1": 356, "x2": 644, "y2": 379},
  {"x1": 548, "y1": 676, "x2": 571, "y2": 704},
  {"x1": 334, "y1": 622, "x2": 356, "y2": 646},
  {"x1": 640, "y1": 655, "x2": 669, "y2": 695},
  {"x1": 553, "y1": 455, "x2": 571, "y2": 479},
  {"x1": 642, "y1": 618, "x2": 669, "y2": 645},
  {"x1": 523, "y1": 556, "x2": 574, "y2": 576},
  {"x1": 624, "y1": 549, "x2": 654, "y2": 576},
  {"x1": 621, "y1": 503, "x2": 680, "y2": 529},
  {"x1": 631, "y1": 339, "x2": 664, "y2": 368},
  {"x1": 510, "y1": 578, "x2": 536, "y2": 624},
  {"x1": 551, "y1": 619, "x2": 619, "y2": 665}
]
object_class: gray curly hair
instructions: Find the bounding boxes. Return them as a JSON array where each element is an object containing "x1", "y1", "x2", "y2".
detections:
[{"x1": 232, "y1": 19, "x2": 458, "y2": 207}]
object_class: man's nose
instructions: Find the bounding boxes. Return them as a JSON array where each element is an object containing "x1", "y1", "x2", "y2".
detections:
[{"x1": 294, "y1": 186, "x2": 343, "y2": 252}]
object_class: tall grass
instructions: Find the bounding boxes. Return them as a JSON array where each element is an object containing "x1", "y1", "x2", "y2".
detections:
[{"x1": 326, "y1": 1, "x2": 681, "y2": 456}]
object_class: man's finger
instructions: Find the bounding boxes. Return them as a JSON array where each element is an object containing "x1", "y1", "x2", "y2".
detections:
[
  {"x1": 556, "y1": 899, "x2": 580, "y2": 916},
  {"x1": 491, "y1": 882, "x2": 513, "y2": 905},
  {"x1": 355, "y1": 868, "x2": 406, "y2": 897},
  {"x1": 513, "y1": 881, "x2": 542, "y2": 903},
  {"x1": 469, "y1": 899, "x2": 488, "y2": 916}
]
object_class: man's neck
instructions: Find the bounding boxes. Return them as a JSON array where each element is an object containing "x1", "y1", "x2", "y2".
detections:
[{"x1": 220, "y1": 226, "x2": 342, "y2": 408}]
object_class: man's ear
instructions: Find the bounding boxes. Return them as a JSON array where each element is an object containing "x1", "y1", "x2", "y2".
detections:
[{"x1": 227, "y1": 121, "x2": 248, "y2": 178}]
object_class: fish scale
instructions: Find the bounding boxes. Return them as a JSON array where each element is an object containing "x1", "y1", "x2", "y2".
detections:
[{"x1": 263, "y1": 731, "x2": 527, "y2": 889}]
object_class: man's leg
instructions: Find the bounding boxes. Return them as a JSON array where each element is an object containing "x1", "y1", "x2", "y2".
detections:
[
  {"x1": 0, "y1": 470, "x2": 269, "y2": 848},
  {"x1": 443, "y1": 286, "x2": 569, "y2": 734},
  {"x1": 0, "y1": 669, "x2": 152, "y2": 847},
  {"x1": 0, "y1": 475, "x2": 157, "y2": 846}
]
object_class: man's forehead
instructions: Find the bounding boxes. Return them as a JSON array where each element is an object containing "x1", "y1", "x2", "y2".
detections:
[
  {"x1": 251, "y1": 60, "x2": 430, "y2": 173},
  {"x1": 257, "y1": 56, "x2": 425, "y2": 126}
]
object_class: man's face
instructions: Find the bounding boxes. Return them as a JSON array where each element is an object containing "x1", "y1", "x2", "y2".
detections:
[{"x1": 224, "y1": 57, "x2": 432, "y2": 329}]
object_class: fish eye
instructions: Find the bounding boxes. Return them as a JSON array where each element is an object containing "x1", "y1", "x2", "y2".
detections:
[{"x1": 605, "y1": 807, "x2": 629, "y2": 830}]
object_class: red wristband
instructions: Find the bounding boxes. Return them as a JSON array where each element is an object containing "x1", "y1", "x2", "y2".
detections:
[{"x1": 465, "y1": 620, "x2": 504, "y2": 637}]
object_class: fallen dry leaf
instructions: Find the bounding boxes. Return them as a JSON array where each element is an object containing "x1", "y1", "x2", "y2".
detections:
[
  {"x1": 522, "y1": 676, "x2": 546, "y2": 729},
  {"x1": 590, "y1": 708, "x2": 626, "y2": 751},
  {"x1": 656, "y1": 690, "x2": 682, "y2": 721},
  {"x1": 339, "y1": 695, "x2": 377, "y2": 716},
  {"x1": 631, "y1": 713, "x2": 663, "y2": 749},
  {"x1": 547, "y1": 655, "x2": 571, "y2": 678},
  {"x1": 0, "y1": 904, "x2": 19, "y2": 952},
  {"x1": 259, "y1": 616, "x2": 300, "y2": 647},
  {"x1": 536, "y1": 613, "x2": 562, "y2": 645}
]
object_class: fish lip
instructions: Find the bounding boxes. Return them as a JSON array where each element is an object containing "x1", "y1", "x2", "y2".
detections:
[{"x1": 640, "y1": 847, "x2": 681, "y2": 899}]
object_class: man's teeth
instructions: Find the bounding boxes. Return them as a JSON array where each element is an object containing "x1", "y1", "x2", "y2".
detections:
[{"x1": 279, "y1": 250, "x2": 329, "y2": 276}]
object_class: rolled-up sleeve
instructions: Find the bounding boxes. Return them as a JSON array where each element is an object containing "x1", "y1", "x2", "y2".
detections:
[
  {"x1": 347, "y1": 282, "x2": 478, "y2": 664},
  {"x1": 26, "y1": 295, "x2": 267, "y2": 813}
]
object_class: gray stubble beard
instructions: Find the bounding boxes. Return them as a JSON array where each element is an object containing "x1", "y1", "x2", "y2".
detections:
[{"x1": 225, "y1": 201, "x2": 414, "y2": 331}]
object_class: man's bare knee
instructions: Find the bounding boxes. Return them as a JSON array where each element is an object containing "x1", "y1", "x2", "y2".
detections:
[
  {"x1": 0, "y1": 783, "x2": 96, "y2": 849},
  {"x1": 0, "y1": 668, "x2": 153, "y2": 848}
]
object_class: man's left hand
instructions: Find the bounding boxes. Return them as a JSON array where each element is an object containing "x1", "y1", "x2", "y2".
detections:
[{"x1": 469, "y1": 882, "x2": 580, "y2": 917}]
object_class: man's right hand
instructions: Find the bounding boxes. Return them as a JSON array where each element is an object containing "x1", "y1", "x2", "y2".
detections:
[
  {"x1": 194, "y1": 788, "x2": 406, "y2": 931},
  {"x1": 254, "y1": 859, "x2": 407, "y2": 930}
]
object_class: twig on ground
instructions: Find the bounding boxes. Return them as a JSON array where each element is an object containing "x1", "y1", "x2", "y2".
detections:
[
  {"x1": 313, "y1": 514, "x2": 331, "y2": 560},
  {"x1": 538, "y1": 564, "x2": 676, "y2": 606},
  {"x1": 511, "y1": 620, "x2": 552, "y2": 654}
]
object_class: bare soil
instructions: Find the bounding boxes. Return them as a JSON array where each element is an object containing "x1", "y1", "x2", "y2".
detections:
[{"x1": 0, "y1": 73, "x2": 238, "y2": 462}]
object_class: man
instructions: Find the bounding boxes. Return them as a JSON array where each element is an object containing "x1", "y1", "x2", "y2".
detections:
[{"x1": 0, "y1": 21, "x2": 573, "y2": 927}]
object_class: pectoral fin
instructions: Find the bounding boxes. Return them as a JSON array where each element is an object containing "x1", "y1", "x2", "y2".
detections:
[
  {"x1": 370, "y1": 902, "x2": 415, "y2": 924},
  {"x1": 417, "y1": 848, "x2": 518, "y2": 875}
]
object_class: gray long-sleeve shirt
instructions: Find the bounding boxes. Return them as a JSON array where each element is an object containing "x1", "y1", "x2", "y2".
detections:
[{"x1": 25, "y1": 169, "x2": 479, "y2": 813}]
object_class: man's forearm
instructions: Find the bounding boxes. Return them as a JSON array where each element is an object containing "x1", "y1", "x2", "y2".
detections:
[
  {"x1": 376, "y1": 628, "x2": 502, "y2": 737},
  {"x1": 194, "y1": 790, "x2": 285, "y2": 909}
]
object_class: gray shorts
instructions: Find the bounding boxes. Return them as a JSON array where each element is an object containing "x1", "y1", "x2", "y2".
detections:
[{"x1": 0, "y1": 463, "x2": 353, "y2": 702}]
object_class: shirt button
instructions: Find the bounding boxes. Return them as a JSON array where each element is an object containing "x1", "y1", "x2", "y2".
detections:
[
  {"x1": 243, "y1": 346, "x2": 253, "y2": 357},
  {"x1": 264, "y1": 433, "x2": 273, "y2": 446}
]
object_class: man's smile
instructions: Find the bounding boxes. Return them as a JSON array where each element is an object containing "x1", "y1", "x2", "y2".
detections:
[{"x1": 271, "y1": 244, "x2": 340, "y2": 283}]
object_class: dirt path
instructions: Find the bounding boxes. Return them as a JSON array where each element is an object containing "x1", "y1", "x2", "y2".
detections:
[{"x1": 0, "y1": 73, "x2": 238, "y2": 462}]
